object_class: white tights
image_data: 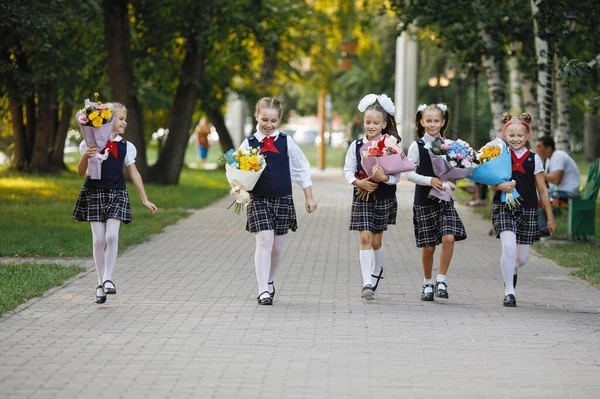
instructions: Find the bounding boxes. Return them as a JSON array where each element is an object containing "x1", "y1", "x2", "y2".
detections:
[
  {"x1": 254, "y1": 230, "x2": 285, "y2": 298},
  {"x1": 499, "y1": 231, "x2": 531, "y2": 295},
  {"x1": 90, "y1": 219, "x2": 120, "y2": 286}
]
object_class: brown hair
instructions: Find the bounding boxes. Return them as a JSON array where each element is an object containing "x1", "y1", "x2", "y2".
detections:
[
  {"x1": 255, "y1": 97, "x2": 283, "y2": 119},
  {"x1": 363, "y1": 102, "x2": 400, "y2": 141},
  {"x1": 415, "y1": 104, "x2": 449, "y2": 138}
]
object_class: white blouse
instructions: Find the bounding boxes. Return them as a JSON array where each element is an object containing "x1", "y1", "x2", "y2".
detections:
[
  {"x1": 79, "y1": 135, "x2": 137, "y2": 167},
  {"x1": 405, "y1": 133, "x2": 436, "y2": 187},
  {"x1": 343, "y1": 134, "x2": 400, "y2": 185},
  {"x1": 239, "y1": 130, "x2": 313, "y2": 189}
]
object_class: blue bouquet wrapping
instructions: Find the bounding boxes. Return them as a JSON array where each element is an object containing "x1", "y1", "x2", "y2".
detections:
[{"x1": 468, "y1": 138, "x2": 520, "y2": 207}]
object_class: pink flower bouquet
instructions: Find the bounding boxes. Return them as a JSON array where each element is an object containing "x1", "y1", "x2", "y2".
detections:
[
  {"x1": 76, "y1": 97, "x2": 115, "y2": 180},
  {"x1": 360, "y1": 135, "x2": 415, "y2": 181},
  {"x1": 424, "y1": 137, "x2": 477, "y2": 202}
]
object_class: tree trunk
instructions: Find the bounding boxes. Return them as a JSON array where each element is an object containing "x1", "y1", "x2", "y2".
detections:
[
  {"x1": 477, "y1": 21, "x2": 505, "y2": 135},
  {"x1": 24, "y1": 94, "x2": 36, "y2": 162},
  {"x1": 471, "y1": 69, "x2": 479, "y2": 147},
  {"x1": 4, "y1": 76, "x2": 28, "y2": 170},
  {"x1": 451, "y1": 78, "x2": 462, "y2": 140},
  {"x1": 260, "y1": 32, "x2": 280, "y2": 85},
  {"x1": 531, "y1": 0, "x2": 553, "y2": 138},
  {"x1": 50, "y1": 102, "x2": 73, "y2": 169},
  {"x1": 554, "y1": 54, "x2": 570, "y2": 151},
  {"x1": 147, "y1": 39, "x2": 204, "y2": 185},
  {"x1": 521, "y1": 71, "x2": 540, "y2": 139},
  {"x1": 507, "y1": 52, "x2": 521, "y2": 112},
  {"x1": 583, "y1": 111, "x2": 600, "y2": 162},
  {"x1": 31, "y1": 82, "x2": 57, "y2": 172},
  {"x1": 103, "y1": 0, "x2": 148, "y2": 175},
  {"x1": 208, "y1": 107, "x2": 235, "y2": 153}
]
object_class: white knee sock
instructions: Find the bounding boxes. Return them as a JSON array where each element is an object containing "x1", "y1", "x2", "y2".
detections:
[
  {"x1": 515, "y1": 244, "x2": 530, "y2": 269},
  {"x1": 102, "y1": 219, "x2": 120, "y2": 289},
  {"x1": 268, "y1": 235, "x2": 286, "y2": 290},
  {"x1": 359, "y1": 250, "x2": 373, "y2": 287},
  {"x1": 255, "y1": 231, "x2": 274, "y2": 298},
  {"x1": 90, "y1": 222, "x2": 106, "y2": 285},
  {"x1": 500, "y1": 231, "x2": 517, "y2": 295},
  {"x1": 371, "y1": 246, "x2": 384, "y2": 286}
]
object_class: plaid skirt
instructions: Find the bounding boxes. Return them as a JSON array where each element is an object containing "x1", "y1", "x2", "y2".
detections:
[
  {"x1": 349, "y1": 196, "x2": 397, "y2": 234},
  {"x1": 73, "y1": 187, "x2": 132, "y2": 224},
  {"x1": 246, "y1": 194, "x2": 297, "y2": 236},
  {"x1": 413, "y1": 203, "x2": 467, "y2": 248},
  {"x1": 492, "y1": 203, "x2": 540, "y2": 244}
]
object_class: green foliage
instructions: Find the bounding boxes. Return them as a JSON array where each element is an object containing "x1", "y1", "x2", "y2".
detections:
[{"x1": 0, "y1": 263, "x2": 85, "y2": 316}]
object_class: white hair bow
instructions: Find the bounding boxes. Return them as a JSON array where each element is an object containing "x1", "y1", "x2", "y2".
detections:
[{"x1": 357, "y1": 93, "x2": 395, "y2": 116}]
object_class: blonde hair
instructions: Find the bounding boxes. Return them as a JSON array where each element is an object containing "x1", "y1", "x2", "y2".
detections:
[
  {"x1": 501, "y1": 112, "x2": 532, "y2": 135},
  {"x1": 255, "y1": 97, "x2": 283, "y2": 119}
]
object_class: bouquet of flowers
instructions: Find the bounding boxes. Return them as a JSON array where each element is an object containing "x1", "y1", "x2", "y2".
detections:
[
  {"x1": 75, "y1": 94, "x2": 115, "y2": 179},
  {"x1": 220, "y1": 147, "x2": 267, "y2": 214},
  {"x1": 360, "y1": 135, "x2": 415, "y2": 181},
  {"x1": 469, "y1": 138, "x2": 520, "y2": 209},
  {"x1": 424, "y1": 137, "x2": 478, "y2": 202}
]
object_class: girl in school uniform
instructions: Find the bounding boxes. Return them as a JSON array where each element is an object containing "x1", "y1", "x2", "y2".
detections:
[
  {"x1": 405, "y1": 104, "x2": 467, "y2": 301},
  {"x1": 343, "y1": 94, "x2": 401, "y2": 301},
  {"x1": 490, "y1": 113, "x2": 555, "y2": 307},
  {"x1": 73, "y1": 103, "x2": 158, "y2": 304},
  {"x1": 240, "y1": 97, "x2": 317, "y2": 305}
]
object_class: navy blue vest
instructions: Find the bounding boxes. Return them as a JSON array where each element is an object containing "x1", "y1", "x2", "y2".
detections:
[
  {"x1": 413, "y1": 140, "x2": 440, "y2": 206},
  {"x1": 493, "y1": 150, "x2": 538, "y2": 209},
  {"x1": 248, "y1": 134, "x2": 292, "y2": 197},
  {"x1": 84, "y1": 140, "x2": 127, "y2": 190},
  {"x1": 354, "y1": 138, "x2": 396, "y2": 201}
]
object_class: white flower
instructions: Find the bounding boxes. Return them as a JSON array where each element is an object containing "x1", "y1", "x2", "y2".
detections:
[
  {"x1": 418, "y1": 104, "x2": 428, "y2": 113},
  {"x1": 358, "y1": 94, "x2": 378, "y2": 112},
  {"x1": 437, "y1": 103, "x2": 448, "y2": 113},
  {"x1": 377, "y1": 94, "x2": 395, "y2": 116}
]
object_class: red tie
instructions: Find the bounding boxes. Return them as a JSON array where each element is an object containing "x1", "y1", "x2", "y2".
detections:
[
  {"x1": 511, "y1": 149, "x2": 530, "y2": 174},
  {"x1": 260, "y1": 136, "x2": 280, "y2": 154},
  {"x1": 105, "y1": 140, "x2": 118, "y2": 159}
]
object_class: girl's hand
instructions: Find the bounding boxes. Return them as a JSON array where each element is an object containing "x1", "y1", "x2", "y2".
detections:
[
  {"x1": 305, "y1": 198, "x2": 317, "y2": 214},
  {"x1": 371, "y1": 166, "x2": 388, "y2": 182},
  {"x1": 547, "y1": 218, "x2": 556, "y2": 235},
  {"x1": 356, "y1": 178, "x2": 378, "y2": 192},
  {"x1": 83, "y1": 144, "x2": 98, "y2": 158},
  {"x1": 497, "y1": 181, "x2": 516, "y2": 194},
  {"x1": 430, "y1": 177, "x2": 444, "y2": 191},
  {"x1": 143, "y1": 200, "x2": 158, "y2": 213}
]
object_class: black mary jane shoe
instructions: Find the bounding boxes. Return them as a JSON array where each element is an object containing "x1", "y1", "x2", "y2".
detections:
[
  {"x1": 257, "y1": 291, "x2": 273, "y2": 305},
  {"x1": 421, "y1": 284, "x2": 434, "y2": 301},
  {"x1": 503, "y1": 294, "x2": 517, "y2": 307},
  {"x1": 103, "y1": 280, "x2": 116, "y2": 295},
  {"x1": 361, "y1": 284, "x2": 375, "y2": 301},
  {"x1": 435, "y1": 281, "x2": 449, "y2": 299},
  {"x1": 371, "y1": 267, "x2": 384, "y2": 292},
  {"x1": 268, "y1": 281, "x2": 275, "y2": 299},
  {"x1": 95, "y1": 285, "x2": 107, "y2": 304}
]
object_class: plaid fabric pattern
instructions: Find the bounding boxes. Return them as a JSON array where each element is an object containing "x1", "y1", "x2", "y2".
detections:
[
  {"x1": 246, "y1": 194, "x2": 297, "y2": 235},
  {"x1": 492, "y1": 203, "x2": 540, "y2": 244},
  {"x1": 73, "y1": 187, "x2": 132, "y2": 224},
  {"x1": 349, "y1": 197, "x2": 397, "y2": 234},
  {"x1": 412, "y1": 203, "x2": 467, "y2": 248}
]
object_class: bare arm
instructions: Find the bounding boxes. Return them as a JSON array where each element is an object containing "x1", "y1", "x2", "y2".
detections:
[
  {"x1": 535, "y1": 173, "x2": 556, "y2": 235},
  {"x1": 77, "y1": 145, "x2": 97, "y2": 176},
  {"x1": 544, "y1": 170, "x2": 564, "y2": 185},
  {"x1": 127, "y1": 163, "x2": 158, "y2": 213},
  {"x1": 302, "y1": 186, "x2": 317, "y2": 214}
]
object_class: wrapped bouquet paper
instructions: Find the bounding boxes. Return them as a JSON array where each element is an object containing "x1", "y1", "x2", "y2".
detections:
[
  {"x1": 221, "y1": 148, "x2": 266, "y2": 214},
  {"x1": 76, "y1": 95, "x2": 115, "y2": 179},
  {"x1": 424, "y1": 137, "x2": 477, "y2": 202},
  {"x1": 359, "y1": 135, "x2": 415, "y2": 181},
  {"x1": 469, "y1": 138, "x2": 520, "y2": 209}
]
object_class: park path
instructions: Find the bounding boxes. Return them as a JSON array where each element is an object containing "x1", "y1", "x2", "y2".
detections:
[{"x1": 1, "y1": 169, "x2": 599, "y2": 398}]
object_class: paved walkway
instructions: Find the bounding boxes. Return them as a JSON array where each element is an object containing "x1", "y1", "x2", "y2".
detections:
[{"x1": 1, "y1": 170, "x2": 599, "y2": 399}]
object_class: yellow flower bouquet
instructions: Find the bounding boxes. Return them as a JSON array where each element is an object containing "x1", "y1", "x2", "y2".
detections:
[{"x1": 220, "y1": 148, "x2": 267, "y2": 214}]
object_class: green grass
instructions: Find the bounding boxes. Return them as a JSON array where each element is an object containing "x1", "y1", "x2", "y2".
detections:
[
  {"x1": 0, "y1": 263, "x2": 85, "y2": 316},
  {"x1": 0, "y1": 167, "x2": 229, "y2": 257}
]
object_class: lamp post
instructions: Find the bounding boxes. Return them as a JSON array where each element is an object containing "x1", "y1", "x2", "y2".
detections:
[{"x1": 427, "y1": 73, "x2": 451, "y2": 102}]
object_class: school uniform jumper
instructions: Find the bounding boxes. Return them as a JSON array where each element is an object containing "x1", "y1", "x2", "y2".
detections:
[
  {"x1": 492, "y1": 149, "x2": 541, "y2": 244},
  {"x1": 73, "y1": 138, "x2": 132, "y2": 223},
  {"x1": 407, "y1": 137, "x2": 467, "y2": 248},
  {"x1": 346, "y1": 136, "x2": 398, "y2": 233}
]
